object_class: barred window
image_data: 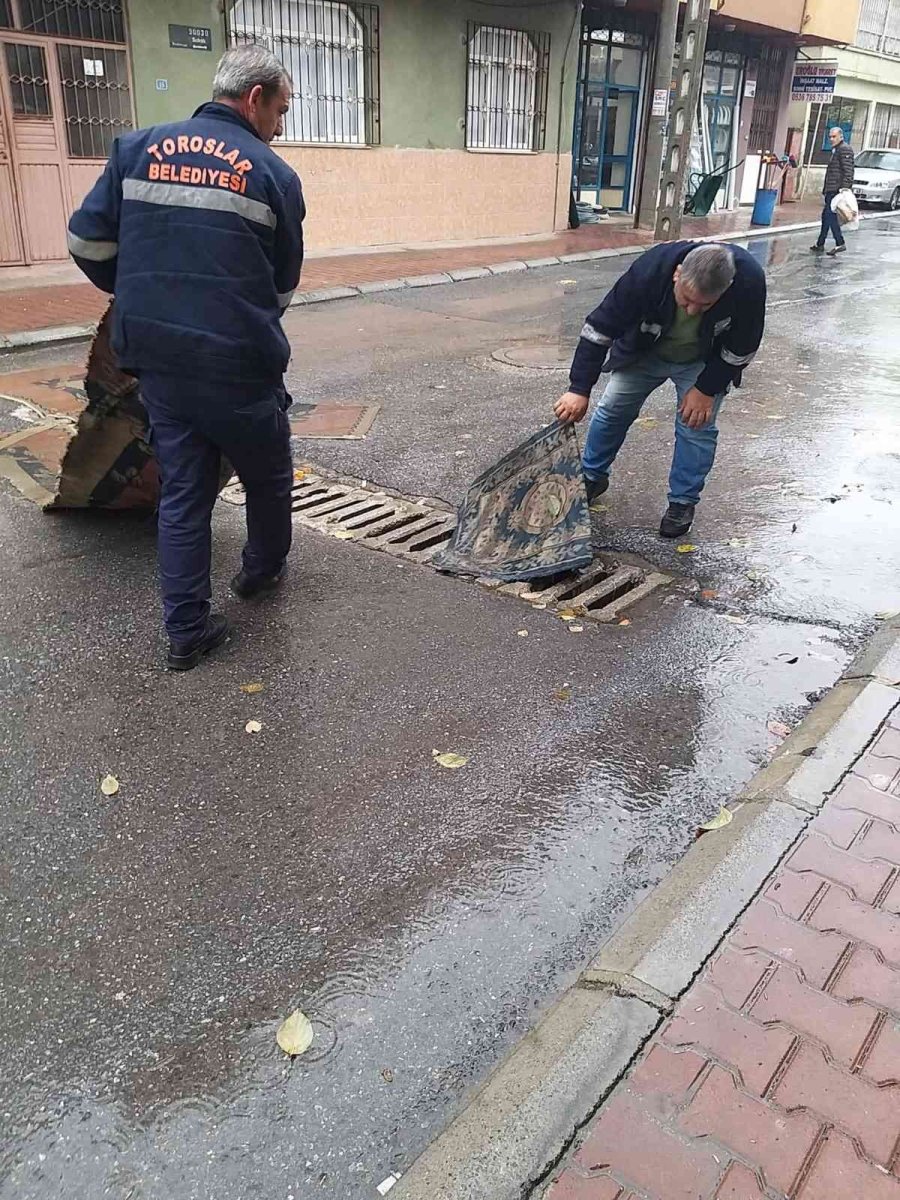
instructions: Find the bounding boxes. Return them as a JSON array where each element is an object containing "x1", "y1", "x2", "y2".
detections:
[
  {"x1": 57, "y1": 44, "x2": 132, "y2": 157},
  {"x1": 228, "y1": 0, "x2": 381, "y2": 145},
  {"x1": 856, "y1": 0, "x2": 900, "y2": 56},
  {"x1": 17, "y1": 0, "x2": 126, "y2": 44},
  {"x1": 465, "y1": 24, "x2": 550, "y2": 152}
]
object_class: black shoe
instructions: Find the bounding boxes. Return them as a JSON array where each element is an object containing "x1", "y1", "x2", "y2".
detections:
[
  {"x1": 585, "y1": 474, "x2": 610, "y2": 505},
  {"x1": 810, "y1": 244, "x2": 825, "y2": 253},
  {"x1": 167, "y1": 613, "x2": 231, "y2": 671},
  {"x1": 827, "y1": 244, "x2": 847, "y2": 257},
  {"x1": 230, "y1": 567, "x2": 285, "y2": 599},
  {"x1": 660, "y1": 502, "x2": 695, "y2": 539}
]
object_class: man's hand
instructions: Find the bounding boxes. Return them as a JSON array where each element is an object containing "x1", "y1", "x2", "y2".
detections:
[
  {"x1": 679, "y1": 387, "x2": 715, "y2": 430},
  {"x1": 554, "y1": 391, "x2": 590, "y2": 424}
]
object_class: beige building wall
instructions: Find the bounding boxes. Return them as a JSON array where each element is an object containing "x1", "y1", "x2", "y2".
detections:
[
  {"x1": 277, "y1": 147, "x2": 573, "y2": 250},
  {"x1": 801, "y1": 0, "x2": 862, "y2": 46}
]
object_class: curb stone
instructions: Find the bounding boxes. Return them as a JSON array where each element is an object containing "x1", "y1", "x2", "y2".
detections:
[
  {"x1": 4, "y1": 210, "x2": 898, "y2": 356},
  {"x1": 390, "y1": 627, "x2": 900, "y2": 1200}
]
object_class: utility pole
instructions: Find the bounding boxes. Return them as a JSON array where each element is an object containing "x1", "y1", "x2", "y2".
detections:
[
  {"x1": 654, "y1": 0, "x2": 714, "y2": 241},
  {"x1": 636, "y1": 0, "x2": 680, "y2": 230}
]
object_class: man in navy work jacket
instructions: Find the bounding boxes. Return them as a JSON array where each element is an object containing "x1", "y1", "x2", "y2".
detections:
[
  {"x1": 554, "y1": 241, "x2": 766, "y2": 539},
  {"x1": 68, "y1": 45, "x2": 305, "y2": 670}
]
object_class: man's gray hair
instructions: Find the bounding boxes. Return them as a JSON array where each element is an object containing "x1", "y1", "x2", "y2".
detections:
[
  {"x1": 680, "y1": 244, "x2": 736, "y2": 298},
  {"x1": 212, "y1": 44, "x2": 291, "y2": 100},
  {"x1": 830, "y1": 126, "x2": 844, "y2": 136}
]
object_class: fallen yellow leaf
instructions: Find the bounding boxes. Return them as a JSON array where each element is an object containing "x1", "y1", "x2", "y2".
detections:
[
  {"x1": 559, "y1": 609, "x2": 577, "y2": 621},
  {"x1": 676, "y1": 544, "x2": 697, "y2": 554},
  {"x1": 635, "y1": 416, "x2": 658, "y2": 429},
  {"x1": 553, "y1": 687, "x2": 572, "y2": 701},
  {"x1": 276, "y1": 1009, "x2": 314, "y2": 1057},
  {"x1": 100, "y1": 774, "x2": 119, "y2": 797},
  {"x1": 240, "y1": 682, "x2": 265, "y2": 695},
  {"x1": 433, "y1": 750, "x2": 468, "y2": 769},
  {"x1": 293, "y1": 469, "x2": 308, "y2": 482},
  {"x1": 245, "y1": 720, "x2": 262, "y2": 734},
  {"x1": 331, "y1": 529, "x2": 355, "y2": 540},
  {"x1": 698, "y1": 806, "x2": 733, "y2": 833}
]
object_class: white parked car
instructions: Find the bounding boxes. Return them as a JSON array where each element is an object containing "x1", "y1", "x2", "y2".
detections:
[{"x1": 852, "y1": 149, "x2": 900, "y2": 209}]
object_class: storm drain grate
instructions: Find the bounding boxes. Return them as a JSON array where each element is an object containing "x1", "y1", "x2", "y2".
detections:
[{"x1": 227, "y1": 471, "x2": 671, "y2": 623}]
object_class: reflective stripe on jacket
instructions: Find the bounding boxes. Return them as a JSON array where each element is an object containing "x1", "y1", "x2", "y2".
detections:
[
  {"x1": 68, "y1": 102, "x2": 305, "y2": 384},
  {"x1": 568, "y1": 240, "x2": 766, "y2": 399}
]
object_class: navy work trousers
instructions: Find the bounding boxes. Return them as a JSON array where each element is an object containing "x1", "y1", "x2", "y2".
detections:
[{"x1": 140, "y1": 372, "x2": 294, "y2": 642}]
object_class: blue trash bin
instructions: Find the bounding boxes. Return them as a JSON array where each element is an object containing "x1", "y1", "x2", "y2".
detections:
[{"x1": 751, "y1": 187, "x2": 778, "y2": 227}]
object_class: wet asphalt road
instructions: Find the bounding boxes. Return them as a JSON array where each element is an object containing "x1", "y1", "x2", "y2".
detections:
[{"x1": 3, "y1": 219, "x2": 900, "y2": 1199}]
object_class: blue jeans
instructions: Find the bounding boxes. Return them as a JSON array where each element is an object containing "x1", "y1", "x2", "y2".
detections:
[
  {"x1": 141, "y1": 372, "x2": 294, "y2": 642},
  {"x1": 817, "y1": 192, "x2": 845, "y2": 247},
  {"x1": 582, "y1": 354, "x2": 725, "y2": 506}
]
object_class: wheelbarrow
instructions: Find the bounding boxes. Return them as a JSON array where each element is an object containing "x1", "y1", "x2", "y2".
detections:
[{"x1": 684, "y1": 159, "x2": 745, "y2": 216}]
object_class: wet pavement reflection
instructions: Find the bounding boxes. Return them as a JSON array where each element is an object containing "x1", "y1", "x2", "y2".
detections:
[{"x1": 2, "y1": 220, "x2": 900, "y2": 1199}]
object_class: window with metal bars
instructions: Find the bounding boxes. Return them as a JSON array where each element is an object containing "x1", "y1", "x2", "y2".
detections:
[
  {"x1": 856, "y1": 0, "x2": 900, "y2": 56},
  {"x1": 227, "y1": 0, "x2": 381, "y2": 145},
  {"x1": 4, "y1": 42, "x2": 50, "y2": 116},
  {"x1": 747, "y1": 44, "x2": 788, "y2": 154},
  {"x1": 465, "y1": 23, "x2": 550, "y2": 152},
  {"x1": 56, "y1": 43, "x2": 132, "y2": 157},
  {"x1": 16, "y1": 0, "x2": 126, "y2": 44}
]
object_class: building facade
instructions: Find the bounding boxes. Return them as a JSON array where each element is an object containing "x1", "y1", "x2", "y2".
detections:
[
  {"x1": 790, "y1": 0, "x2": 900, "y2": 192},
  {"x1": 0, "y1": 0, "x2": 580, "y2": 265}
]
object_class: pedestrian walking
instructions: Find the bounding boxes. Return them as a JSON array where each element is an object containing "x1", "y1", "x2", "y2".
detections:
[
  {"x1": 68, "y1": 45, "x2": 305, "y2": 670},
  {"x1": 554, "y1": 242, "x2": 766, "y2": 538},
  {"x1": 811, "y1": 126, "x2": 855, "y2": 257}
]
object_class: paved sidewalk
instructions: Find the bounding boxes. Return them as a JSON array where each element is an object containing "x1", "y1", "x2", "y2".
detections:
[
  {"x1": 543, "y1": 713, "x2": 900, "y2": 1200},
  {"x1": 0, "y1": 199, "x2": 824, "y2": 338}
]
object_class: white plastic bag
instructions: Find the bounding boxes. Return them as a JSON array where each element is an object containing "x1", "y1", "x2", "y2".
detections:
[{"x1": 832, "y1": 188, "x2": 859, "y2": 231}]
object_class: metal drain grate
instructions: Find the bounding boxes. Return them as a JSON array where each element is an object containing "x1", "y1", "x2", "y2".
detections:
[
  {"x1": 223, "y1": 470, "x2": 671, "y2": 624},
  {"x1": 290, "y1": 473, "x2": 457, "y2": 564},
  {"x1": 482, "y1": 563, "x2": 671, "y2": 623}
]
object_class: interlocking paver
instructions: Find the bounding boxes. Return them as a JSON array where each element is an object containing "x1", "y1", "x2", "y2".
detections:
[
  {"x1": 770, "y1": 1043, "x2": 900, "y2": 1166},
  {"x1": 806, "y1": 883, "x2": 900, "y2": 964},
  {"x1": 747, "y1": 962, "x2": 879, "y2": 1065},
  {"x1": 542, "y1": 702, "x2": 900, "y2": 1200},
  {"x1": 679, "y1": 1065, "x2": 822, "y2": 1195},
  {"x1": 574, "y1": 1091, "x2": 723, "y2": 1200},
  {"x1": 713, "y1": 1162, "x2": 767, "y2": 1198},
  {"x1": 661, "y1": 982, "x2": 795, "y2": 1093},
  {"x1": 798, "y1": 1130, "x2": 900, "y2": 1200},
  {"x1": 786, "y1": 833, "x2": 895, "y2": 902},
  {"x1": 544, "y1": 1171, "x2": 625, "y2": 1200},
  {"x1": 833, "y1": 945, "x2": 900, "y2": 1015},
  {"x1": 832, "y1": 774, "x2": 900, "y2": 825},
  {"x1": 730, "y1": 900, "x2": 851, "y2": 986}
]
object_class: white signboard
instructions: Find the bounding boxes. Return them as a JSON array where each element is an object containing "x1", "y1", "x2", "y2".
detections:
[
  {"x1": 651, "y1": 88, "x2": 669, "y2": 118},
  {"x1": 790, "y1": 60, "x2": 838, "y2": 104}
]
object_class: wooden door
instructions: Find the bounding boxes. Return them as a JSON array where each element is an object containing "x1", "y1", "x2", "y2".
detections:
[
  {"x1": 0, "y1": 69, "x2": 25, "y2": 265},
  {"x1": 1, "y1": 38, "x2": 69, "y2": 261}
]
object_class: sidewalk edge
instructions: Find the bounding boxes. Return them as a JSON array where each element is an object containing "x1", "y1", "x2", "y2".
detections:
[
  {"x1": 4, "y1": 211, "x2": 897, "y2": 356},
  {"x1": 390, "y1": 622, "x2": 900, "y2": 1200}
]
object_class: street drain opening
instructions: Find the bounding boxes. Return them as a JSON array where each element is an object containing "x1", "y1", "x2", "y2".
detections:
[{"x1": 248, "y1": 472, "x2": 672, "y2": 623}]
